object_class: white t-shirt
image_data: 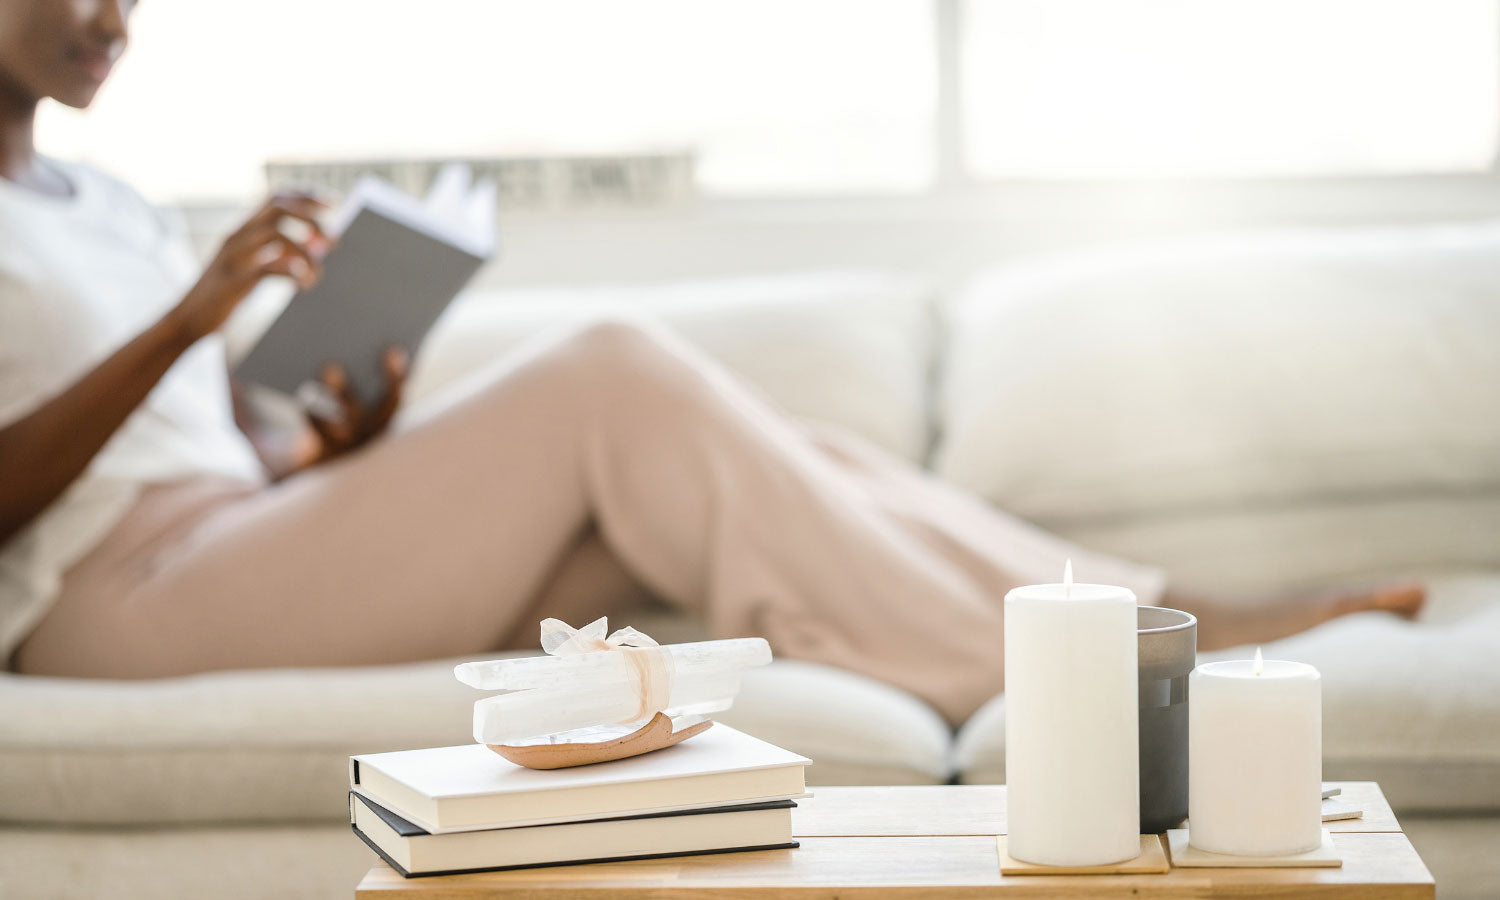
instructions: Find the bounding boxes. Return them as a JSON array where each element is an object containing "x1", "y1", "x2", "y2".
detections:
[{"x1": 0, "y1": 160, "x2": 266, "y2": 662}]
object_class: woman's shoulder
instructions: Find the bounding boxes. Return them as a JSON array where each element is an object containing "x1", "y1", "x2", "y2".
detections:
[
  {"x1": 0, "y1": 160, "x2": 175, "y2": 311},
  {"x1": 47, "y1": 159, "x2": 160, "y2": 220},
  {"x1": 0, "y1": 158, "x2": 162, "y2": 243},
  {"x1": 11, "y1": 159, "x2": 192, "y2": 265}
]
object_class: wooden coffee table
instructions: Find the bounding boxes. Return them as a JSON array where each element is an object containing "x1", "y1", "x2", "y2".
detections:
[{"x1": 355, "y1": 781, "x2": 1433, "y2": 898}]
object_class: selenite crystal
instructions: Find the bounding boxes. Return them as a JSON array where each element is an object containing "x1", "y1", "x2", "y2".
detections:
[{"x1": 456, "y1": 618, "x2": 772, "y2": 745}]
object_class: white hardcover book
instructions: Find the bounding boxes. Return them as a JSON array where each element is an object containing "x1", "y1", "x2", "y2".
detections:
[{"x1": 349, "y1": 724, "x2": 811, "y2": 834}]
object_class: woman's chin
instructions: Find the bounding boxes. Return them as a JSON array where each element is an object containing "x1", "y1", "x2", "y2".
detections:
[{"x1": 51, "y1": 79, "x2": 105, "y2": 110}]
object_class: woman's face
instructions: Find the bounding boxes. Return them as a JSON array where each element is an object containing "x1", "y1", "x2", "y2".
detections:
[{"x1": 0, "y1": 0, "x2": 133, "y2": 109}]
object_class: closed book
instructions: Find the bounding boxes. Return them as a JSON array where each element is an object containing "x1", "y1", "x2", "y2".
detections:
[
  {"x1": 349, "y1": 724, "x2": 810, "y2": 834},
  {"x1": 350, "y1": 791, "x2": 798, "y2": 878}
]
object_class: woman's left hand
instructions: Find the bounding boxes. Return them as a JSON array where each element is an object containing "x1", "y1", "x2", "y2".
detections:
[{"x1": 301, "y1": 346, "x2": 409, "y2": 469}]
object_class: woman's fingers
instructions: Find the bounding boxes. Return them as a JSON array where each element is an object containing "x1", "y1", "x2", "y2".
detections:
[
  {"x1": 175, "y1": 193, "x2": 337, "y2": 342},
  {"x1": 224, "y1": 195, "x2": 328, "y2": 253},
  {"x1": 383, "y1": 345, "x2": 410, "y2": 380},
  {"x1": 306, "y1": 349, "x2": 407, "y2": 455},
  {"x1": 255, "y1": 253, "x2": 314, "y2": 285},
  {"x1": 321, "y1": 361, "x2": 361, "y2": 420},
  {"x1": 219, "y1": 193, "x2": 332, "y2": 281},
  {"x1": 367, "y1": 346, "x2": 410, "y2": 437},
  {"x1": 232, "y1": 231, "x2": 324, "y2": 288},
  {"x1": 306, "y1": 408, "x2": 351, "y2": 453},
  {"x1": 306, "y1": 362, "x2": 360, "y2": 450},
  {"x1": 246, "y1": 192, "x2": 331, "y2": 245}
]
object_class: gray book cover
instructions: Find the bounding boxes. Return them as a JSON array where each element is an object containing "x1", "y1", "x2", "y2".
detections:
[{"x1": 234, "y1": 169, "x2": 497, "y2": 405}]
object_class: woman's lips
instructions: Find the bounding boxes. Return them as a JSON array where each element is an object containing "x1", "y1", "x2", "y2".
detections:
[{"x1": 69, "y1": 47, "x2": 115, "y2": 83}]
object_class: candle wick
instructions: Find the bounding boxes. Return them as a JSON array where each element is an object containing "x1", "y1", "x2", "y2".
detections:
[
  {"x1": 1253, "y1": 646, "x2": 1264, "y2": 676},
  {"x1": 1063, "y1": 559, "x2": 1073, "y2": 600}
]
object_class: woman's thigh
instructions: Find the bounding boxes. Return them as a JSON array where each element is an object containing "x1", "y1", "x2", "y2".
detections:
[
  {"x1": 497, "y1": 527, "x2": 659, "y2": 651},
  {"x1": 15, "y1": 331, "x2": 611, "y2": 678}
]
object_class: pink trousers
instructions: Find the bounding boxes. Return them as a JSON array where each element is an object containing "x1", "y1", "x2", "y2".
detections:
[{"x1": 14, "y1": 319, "x2": 1164, "y2": 723}]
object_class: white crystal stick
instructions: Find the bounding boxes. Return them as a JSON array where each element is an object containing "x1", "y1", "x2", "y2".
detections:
[
  {"x1": 458, "y1": 628, "x2": 772, "y2": 746},
  {"x1": 454, "y1": 638, "x2": 770, "y2": 690},
  {"x1": 472, "y1": 671, "x2": 750, "y2": 744}
]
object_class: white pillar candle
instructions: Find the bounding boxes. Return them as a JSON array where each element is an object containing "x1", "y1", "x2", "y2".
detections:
[
  {"x1": 1189, "y1": 649, "x2": 1322, "y2": 856},
  {"x1": 1005, "y1": 562, "x2": 1140, "y2": 866}
]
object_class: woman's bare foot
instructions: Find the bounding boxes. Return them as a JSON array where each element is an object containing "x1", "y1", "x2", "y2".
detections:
[
  {"x1": 1324, "y1": 581, "x2": 1426, "y2": 624},
  {"x1": 1165, "y1": 580, "x2": 1427, "y2": 651}
]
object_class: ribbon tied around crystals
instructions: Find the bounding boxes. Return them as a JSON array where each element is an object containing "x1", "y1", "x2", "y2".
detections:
[{"x1": 539, "y1": 617, "x2": 673, "y2": 725}]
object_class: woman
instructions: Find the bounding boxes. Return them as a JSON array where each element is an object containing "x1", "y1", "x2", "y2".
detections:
[{"x1": 0, "y1": 0, "x2": 1421, "y2": 725}]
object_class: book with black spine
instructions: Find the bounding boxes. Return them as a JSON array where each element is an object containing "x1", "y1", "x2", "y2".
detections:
[{"x1": 350, "y1": 791, "x2": 799, "y2": 877}]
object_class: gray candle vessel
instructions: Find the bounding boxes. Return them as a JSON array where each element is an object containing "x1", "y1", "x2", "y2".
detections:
[{"x1": 1137, "y1": 606, "x2": 1197, "y2": 834}]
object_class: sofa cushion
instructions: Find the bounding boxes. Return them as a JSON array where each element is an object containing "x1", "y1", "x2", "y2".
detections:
[
  {"x1": 1055, "y1": 496, "x2": 1500, "y2": 598},
  {"x1": 0, "y1": 651, "x2": 951, "y2": 825},
  {"x1": 226, "y1": 270, "x2": 936, "y2": 463},
  {"x1": 936, "y1": 224, "x2": 1500, "y2": 592},
  {"x1": 952, "y1": 573, "x2": 1500, "y2": 813}
]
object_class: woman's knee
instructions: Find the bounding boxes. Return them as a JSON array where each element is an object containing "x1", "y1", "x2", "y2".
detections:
[
  {"x1": 495, "y1": 316, "x2": 729, "y2": 432},
  {"x1": 551, "y1": 317, "x2": 707, "y2": 394},
  {"x1": 561, "y1": 317, "x2": 679, "y2": 365}
]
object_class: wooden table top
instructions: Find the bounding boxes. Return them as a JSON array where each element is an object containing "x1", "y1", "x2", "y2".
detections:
[{"x1": 355, "y1": 781, "x2": 1434, "y2": 899}]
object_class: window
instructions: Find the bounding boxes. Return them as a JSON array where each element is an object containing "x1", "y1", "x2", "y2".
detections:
[
  {"x1": 38, "y1": 0, "x2": 936, "y2": 203},
  {"x1": 961, "y1": 0, "x2": 1499, "y2": 178},
  {"x1": 36, "y1": 0, "x2": 1500, "y2": 202}
]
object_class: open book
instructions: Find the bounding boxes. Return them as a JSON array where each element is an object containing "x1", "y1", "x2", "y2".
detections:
[{"x1": 233, "y1": 164, "x2": 498, "y2": 405}]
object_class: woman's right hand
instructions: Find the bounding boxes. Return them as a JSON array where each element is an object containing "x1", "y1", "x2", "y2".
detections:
[{"x1": 169, "y1": 191, "x2": 333, "y2": 341}]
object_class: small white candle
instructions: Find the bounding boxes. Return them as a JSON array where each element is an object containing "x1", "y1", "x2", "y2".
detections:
[
  {"x1": 1189, "y1": 648, "x2": 1322, "y2": 856},
  {"x1": 1005, "y1": 561, "x2": 1140, "y2": 866}
]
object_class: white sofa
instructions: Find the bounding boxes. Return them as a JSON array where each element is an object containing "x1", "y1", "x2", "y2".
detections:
[{"x1": 2, "y1": 226, "x2": 1497, "y2": 899}]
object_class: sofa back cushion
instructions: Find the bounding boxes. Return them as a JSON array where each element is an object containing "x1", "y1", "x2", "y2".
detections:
[
  {"x1": 227, "y1": 270, "x2": 935, "y2": 463},
  {"x1": 936, "y1": 224, "x2": 1500, "y2": 591}
]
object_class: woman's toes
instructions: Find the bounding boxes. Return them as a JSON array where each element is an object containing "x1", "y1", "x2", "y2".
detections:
[
  {"x1": 1327, "y1": 581, "x2": 1426, "y2": 623},
  {"x1": 1371, "y1": 582, "x2": 1426, "y2": 620}
]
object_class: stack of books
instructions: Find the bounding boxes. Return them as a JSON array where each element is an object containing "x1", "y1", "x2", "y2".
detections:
[{"x1": 349, "y1": 724, "x2": 811, "y2": 877}]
